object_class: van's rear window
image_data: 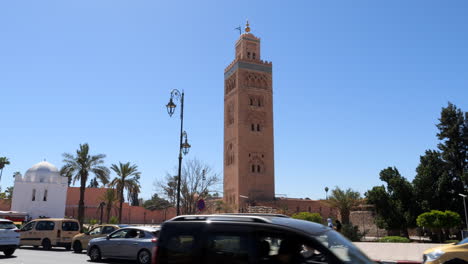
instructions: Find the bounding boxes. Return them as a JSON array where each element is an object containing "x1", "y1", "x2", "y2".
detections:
[{"x1": 62, "y1": 221, "x2": 79, "y2": 231}]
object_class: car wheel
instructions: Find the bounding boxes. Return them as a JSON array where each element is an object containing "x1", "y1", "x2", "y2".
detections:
[
  {"x1": 65, "y1": 245, "x2": 71, "y2": 251},
  {"x1": 3, "y1": 248, "x2": 15, "y2": 257},
  {"x1": 33, "y1": 246, "x2": 39, "y2": 249},
  {"x1": 137, "y1": 249, "x2": 151, "y2": 264},
  {"x1": 73, "y1": 241, "x2": 82, "y2": 253},
  {"x1": 42, "y1": 238, "x2": 52, "y2": 250},
  {"x1": 89, "y1": 246, "x2": 102, "y2": 262}
]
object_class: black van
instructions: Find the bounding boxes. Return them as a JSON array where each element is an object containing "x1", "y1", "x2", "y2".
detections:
[{"x1": 152, "y1": 214, "x2": 374, "y2": 264}]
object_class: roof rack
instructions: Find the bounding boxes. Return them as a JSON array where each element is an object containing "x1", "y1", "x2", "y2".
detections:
[
  {"x1": 221, "y1": 213, "x2": 290, "y2": 218},
  {"x1": 169, "y1": 214, "x2": 280, "y2": 224}
]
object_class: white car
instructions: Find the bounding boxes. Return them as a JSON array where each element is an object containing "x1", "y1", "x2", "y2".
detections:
[{"x1": 0, "y1": 218, "x2": 20, "y2": 257}]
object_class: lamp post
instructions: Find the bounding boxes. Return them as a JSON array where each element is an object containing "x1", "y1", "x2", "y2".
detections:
[
  {"x1": 166, "y1": 89, "x2": 191, "y2": 216},
  {"x1": 459, "y1": 194, "x2": 468, "y2": 231}
]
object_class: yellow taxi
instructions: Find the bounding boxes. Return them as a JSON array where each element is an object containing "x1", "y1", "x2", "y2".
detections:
[
  {"x1": 423, "y1": 238, "x2": 468, "y2": 264},
  {"x1": 72, "y1": 224, "x2": 127, "y2": 253}
]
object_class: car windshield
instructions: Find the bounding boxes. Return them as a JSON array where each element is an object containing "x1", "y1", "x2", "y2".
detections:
[
  {"x1": 0, "y1": 222, "x2": 16, "y2": 229},
  {"x1": 315, "y1": 229, "x2": 373, "y2": 264}
]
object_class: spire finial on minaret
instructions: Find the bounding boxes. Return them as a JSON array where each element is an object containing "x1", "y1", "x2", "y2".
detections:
[{"x1": 245, "y1": 19, "x2": 250, "y2": 33}]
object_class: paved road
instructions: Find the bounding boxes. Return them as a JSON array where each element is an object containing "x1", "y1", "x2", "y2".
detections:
[{"x1": 0, "y1": 247, "x2": 137, "y2": 264}]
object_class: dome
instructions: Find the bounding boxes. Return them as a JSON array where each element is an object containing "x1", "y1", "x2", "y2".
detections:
[{"x1": 23, "y1": 161, "x2": 62, "y2": 183}]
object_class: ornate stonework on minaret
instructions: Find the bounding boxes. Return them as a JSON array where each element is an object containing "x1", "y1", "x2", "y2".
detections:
[{"x1": 224, "y1": 21, "x2": 274, "y2": 209}]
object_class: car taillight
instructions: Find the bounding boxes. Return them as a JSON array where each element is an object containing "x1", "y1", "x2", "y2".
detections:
[
  {"x1": 152, "y1": 245, "x2": 158, "y2": 264},
  {"x1": 14, "y1": 230, "x2": 20, "y2": 233},
  {"x1": 151, "y1": 238, "x2": 157, "y2": 243}
]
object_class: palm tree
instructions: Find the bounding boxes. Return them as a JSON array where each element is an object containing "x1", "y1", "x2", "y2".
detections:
[
  {"x1": 109, "y1": 162, "x2": 141, "y2": 223},
  {"x1": 61, "y1": 143, "x2": 110, "y2": 227},
  {"x1": 327, "y1": 187, "x2": 361, "y2": 225},
  {"x1": 0, "y1": 157, "x2": 11, "y2": 183},
  {"x1": 101, "y1": 188, "x2": 118, "y2": 223}
]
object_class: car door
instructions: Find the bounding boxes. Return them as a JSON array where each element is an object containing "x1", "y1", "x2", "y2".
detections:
[
  {"x1": 83, "y1": 226, "x2": 102, "y2": 246},
  {"x1": 119, "y1": 229, "x2": 146, "y2": 259},
  {"x1": 20, "y1": 221, "x2": 36, "y2": 246},
  {"x1": 101, "y1": 228, "x2": 130, "y2": 258}
]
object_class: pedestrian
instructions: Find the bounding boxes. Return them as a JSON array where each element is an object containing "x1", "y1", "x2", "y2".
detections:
[
  {"x1": 335, "y1": 220, "x2": 342, "y2": 232},
  {"x1": 327, "y1": 218, "x2": 333, "y2": 229}
]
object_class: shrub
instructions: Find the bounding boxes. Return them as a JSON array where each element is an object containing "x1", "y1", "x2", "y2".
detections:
[
  {"x1": 291, "y1": 212, "x2": 323, "y2": 224},
  {"x1": 89, "y1": 219, "x2": 98, "y2": 225},
  {"x1": 444, "y1": 240, "x2": 459, "y2": 244},
  {"x1": 341, "y1": 223, "x2": 365, "y2": 242},
  {"x1": 378, "y1": 236, "x2": 410, "y2": 243},
  {"x1": 109, "y1": 216, "x2": 119, "y2": 224}
]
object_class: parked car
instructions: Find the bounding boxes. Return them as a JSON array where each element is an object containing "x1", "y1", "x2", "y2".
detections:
[
  {"x1": 0, "y1": 218, "x2": 20, "y2": 257},
  {"x1": 72, "y1": 224, "x2": 128, "y2": 253},
  {"x1": 19, "y1": 218, "x2": 80, "y2": 250},
  {"x1": 87, "y1": 226, "x2": 159, "y2": 264},
  {"x1": 423, "y1": 238, "x2": 468, "y2": 264},
  {"x1": 152, "y1": 214, "x2": 374, "y2": 264}
]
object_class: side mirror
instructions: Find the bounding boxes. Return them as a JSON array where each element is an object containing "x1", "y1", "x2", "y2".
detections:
[{"x1": 106, "y1": 235, "x2": 110, "y2": 240}]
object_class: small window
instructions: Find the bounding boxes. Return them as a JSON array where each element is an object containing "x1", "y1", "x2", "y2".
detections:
[
  {"x1": 253, "y1": 53, "x2": 256, "y2": 59},
  {"x1": 89, "y1": 227, "x2": 102, "y2": 235},
  {"x1": 251, "y1": 124, "x2": 255, "y2": 131},
  {"x1": 257, "y1": 165, "x2": 261, "y2": 173},
  {"x1": 102, "y1": 226, "x2": 116, "y2": 234},
  {"x1": 36, "y1": 221, "x2": 55, "y2": 231},
  {"x1": 247, "y1": 52, "x2": 250, "y2": 58},
  {"x1": 308, "y1": 206, "x2": 311, "y2": 212},
  {"x1": 296, "y1": 207, "x2": 300, "y2": 212},
  {"x1": 257, "y1": 124, "x2": 261, "y2": 131},
  {"x1": 21, "y1": 222, "x2": 35, "y2": 231},
  {"x1": 251, "y1": 165, "x2": 255, "y2": 173},
  {"x1": 62, "y1": 221, "x2": 79, "y2": 231},
  {"x1": 43, "y1": 189, "x2": 48, "y2": 201},
  {"x1": 32, "y1": 189, "x2": 36, "y2": 201},
  {"x1": 250, "y1": 98, "x2": 253, "y2": 105}
]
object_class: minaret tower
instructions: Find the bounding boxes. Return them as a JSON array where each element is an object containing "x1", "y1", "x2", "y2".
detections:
[{"x1": 223, "y1": 21, "x2": 274, "y2": 209}]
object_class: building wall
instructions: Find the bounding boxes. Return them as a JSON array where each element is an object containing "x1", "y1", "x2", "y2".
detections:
[
  {"x1": 11, "y1": 181, "x2": 67, "y2": 219},
  {"x1": 350, "y1": 210, "x2": 388, "y2": 237},
  {"x1": 65, "y1": 187, "x2": 176, "y2": 224}
]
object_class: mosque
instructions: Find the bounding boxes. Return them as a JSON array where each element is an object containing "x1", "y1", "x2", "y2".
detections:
[{"x1": 11, "y1": 161, "x2": 68, "y2": 219}]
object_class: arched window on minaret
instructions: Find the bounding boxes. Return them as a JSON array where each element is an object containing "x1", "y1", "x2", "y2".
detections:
[
  {"x1": 32, "y1": 189, "x2": 36, "y2": 201},
  {"x1": 43, "y1": 189, "x2": 48, "y2": 201}
]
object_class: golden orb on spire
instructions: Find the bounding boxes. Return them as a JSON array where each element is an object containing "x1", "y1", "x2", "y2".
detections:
[{"x1": 245, "y1": 19, "x2": 250, "y2": 33}]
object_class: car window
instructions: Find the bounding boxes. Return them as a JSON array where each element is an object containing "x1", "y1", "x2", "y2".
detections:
[
  {"x1": 256, "y1": 233, "x2": 330, "y2": 264},
  {"x1": 62, "y1": 221, "x2": 79, "y2": 231},
  {"x1": 36, "y1": 221, "x2": 55, "y2": 231},
  {"x1": 165, "y1": 235, "x2": 196, "y2": 263},
  {"x1": 101, "y1": 226, "x2": 116, "y2": 234},
  {"x1": 203, "y1": 234, "x2": 252, "y2": 264},
  {"x1": 110, "y1": 229, "x2": 129, "y2": 238},
  {"x1": 123, "y1": 229, "x2": 141, "y2": 238},
  {"x1": 21, "y1": 221, "x2": 35, "y2": 231},
  {"x1": 457, "y1": 238, "x2": 468, "y2": 245},
  {"x1": 89, "y1": 227, "x2": 101, "y2": 235},
  {"x1": 0, "y1": 221, "x2": 16, "y2": 229},
  {"x1": 315, "y1": 229, "x2": 373, "y2": 264}
]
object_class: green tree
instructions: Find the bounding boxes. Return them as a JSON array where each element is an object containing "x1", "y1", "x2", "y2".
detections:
[
  {"x1": 412, "y1": 103, "x2": 467, "y2": 220},
  {"x1": 143, "y1": 194, "x2": 171, "y2": 210},
  {"x1": 100, "y1": 188, "x2": 118, "y2": 223},
  {"x1": 88, "y1": 177, "x2": 99, "y2": 188},
  {"x1": 327, "y1": 187, "x2": 361, "y2": 225},
  {"x1": 366, "y1": 167, "x2": 416, "y2": 236},
  {"x1": 0, "y1": 157, "x2": 11, "y2": 183},
  {"x1": 109, "y1": 162, "x2": 141, "y2": 224},
  {"x1": 291, "y1": 212, "x2": 323, "y2": 224},
  {"x1": 61, "y1": 143, "x2": 110, "y2": 226},
  {"x1": 416, "y1": 210, "x2": 461, "y2": 242}
]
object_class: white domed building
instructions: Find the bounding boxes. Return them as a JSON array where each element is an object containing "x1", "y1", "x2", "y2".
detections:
[{"x1": 11, "y1": 161, "x2": 68, "y2": 219}]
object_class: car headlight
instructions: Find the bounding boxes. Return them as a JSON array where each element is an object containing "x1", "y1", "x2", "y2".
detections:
[{"x1": 425, "y1": 250, "x2": 445, "y2": 262}]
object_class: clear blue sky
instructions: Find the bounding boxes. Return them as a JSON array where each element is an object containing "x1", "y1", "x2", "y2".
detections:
[{"x1": 1, "y1": 1, "x2": 467, "y2": 201}]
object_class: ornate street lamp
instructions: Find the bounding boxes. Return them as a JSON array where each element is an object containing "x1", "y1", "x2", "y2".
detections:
[{"x1": 166, "y1": 89, "x2": 191, "y2": 216}]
